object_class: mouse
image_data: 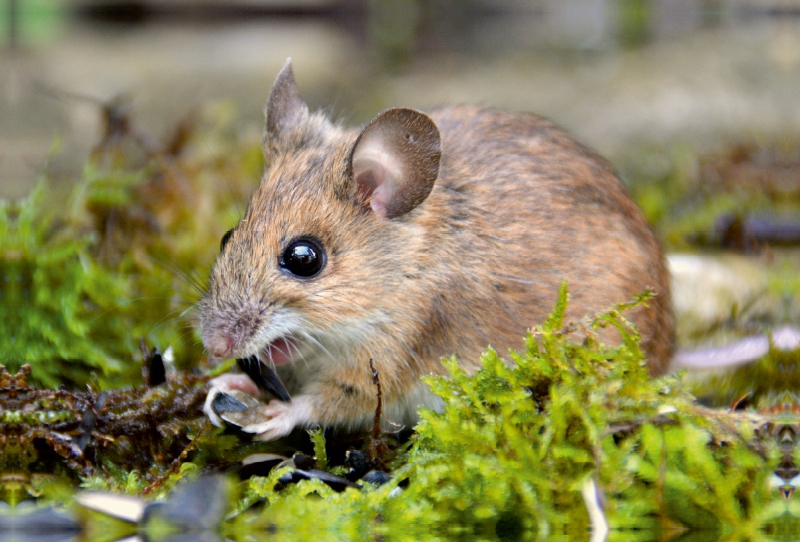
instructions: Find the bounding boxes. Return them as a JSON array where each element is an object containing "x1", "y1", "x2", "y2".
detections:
[{"x1": 198, "y1": 59, "x2": 674, "y2": 441}]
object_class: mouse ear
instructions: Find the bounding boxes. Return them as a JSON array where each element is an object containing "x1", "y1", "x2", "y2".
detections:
[
  {"x1": 265, "y1": 59, "x2": 308, "y2": 149},
  {"x1": 348, "y1": 108, "x2": 441, "y2": 219}
]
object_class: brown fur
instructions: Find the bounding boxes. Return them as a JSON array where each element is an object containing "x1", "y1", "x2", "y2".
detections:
[{"x1": 198, "y1": 65, "x2": 673, "y2": 438}]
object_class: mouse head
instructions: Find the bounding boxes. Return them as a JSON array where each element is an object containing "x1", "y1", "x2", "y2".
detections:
[
  {"x1": 264, "y1": 61, "x2": 441, "y2": 219},
  {"x1": 200, "y1": 60, "x2": 442, "y2": 362}
]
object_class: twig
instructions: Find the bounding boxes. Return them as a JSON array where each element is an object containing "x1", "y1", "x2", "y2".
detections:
[{"x1": 368, "y1": 360, "x2": 388, "y2": 470}]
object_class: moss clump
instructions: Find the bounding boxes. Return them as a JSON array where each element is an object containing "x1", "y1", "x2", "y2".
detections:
[
  {"x1": 222, "y1": 285, "x2": 788, "y2": 540},
  {"x1": 0, "y1": 181, "x2": 133, "y2": 388},
  {"x1": 0, "y1": 102, "x2": 263, "y2": 388}
]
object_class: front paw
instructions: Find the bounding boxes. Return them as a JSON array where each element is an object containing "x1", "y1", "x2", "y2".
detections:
[{"x1": 242, "y1": 397, "x2": 314, "y2": 441}]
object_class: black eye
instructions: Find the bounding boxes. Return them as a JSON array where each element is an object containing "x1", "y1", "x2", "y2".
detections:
[
  {"x1": 280, "y1": 238, "x2": 325, "y2": 278},
  {"x1": 220, "y1": 229, "x2": 234, "y2": 252}
]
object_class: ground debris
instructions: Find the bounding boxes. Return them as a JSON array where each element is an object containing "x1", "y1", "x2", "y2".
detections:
[{"x1": 0, "y1": 363, "x2": 208, "y2": 499}]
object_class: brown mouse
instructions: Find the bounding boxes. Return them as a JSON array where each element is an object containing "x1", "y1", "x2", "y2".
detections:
[{"x1": 198, "y1": 60, "x2": 674, "y2": 440}]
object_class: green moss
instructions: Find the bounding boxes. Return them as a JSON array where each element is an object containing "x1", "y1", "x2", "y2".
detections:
[
  {"x1": 1, "y1": 180, "x2": 133, "y2": 387},
  {"x1": 219, "y1": 285, "x2": 785, "y2": 539},
  {"x1": 0, "y1": 102, "x2": 263, "y2": 388}
]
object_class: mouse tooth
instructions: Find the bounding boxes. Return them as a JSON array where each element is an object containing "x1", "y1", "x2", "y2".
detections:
[{"x1": 237, "y1": 356, "x2": 292, "y2": 402}]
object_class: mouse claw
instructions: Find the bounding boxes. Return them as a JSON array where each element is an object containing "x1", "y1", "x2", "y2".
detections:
[{"x1": 241, "y1": 398, "x2": 313, "y2": 441}]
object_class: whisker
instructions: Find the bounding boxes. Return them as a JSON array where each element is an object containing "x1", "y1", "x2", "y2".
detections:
[{"x1": 147, "y1": 255, "x2": 208, "y2": 297}]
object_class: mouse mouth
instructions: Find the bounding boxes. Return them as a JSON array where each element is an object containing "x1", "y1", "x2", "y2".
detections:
[{"x1": 263, "y1": 336, "x2": 296, "y2": 366}]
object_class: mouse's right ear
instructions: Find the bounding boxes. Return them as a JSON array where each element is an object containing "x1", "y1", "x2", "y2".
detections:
[
  {"x1": 346, "y1": 108, "x2": 441, "y2": 219},
  {"x1": 265, "y1": 59, "x2": 308, "y2": 152}
]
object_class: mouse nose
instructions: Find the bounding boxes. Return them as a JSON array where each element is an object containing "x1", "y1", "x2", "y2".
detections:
[{"x1": 205, "y1": 333, "x2": 235, "y2": 359}]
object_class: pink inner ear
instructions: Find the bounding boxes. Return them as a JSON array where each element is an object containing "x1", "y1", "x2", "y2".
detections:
[
  {"x1": 352, "y1": 148, "x2": 400, "y2": 218},
  {"x1": 371, "y1": 183, "x2": 391, "y2": 216}
]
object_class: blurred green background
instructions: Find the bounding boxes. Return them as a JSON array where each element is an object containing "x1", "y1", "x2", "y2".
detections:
[{"x1": 3, "y1": 0, "x2": 799, "y2": 199}]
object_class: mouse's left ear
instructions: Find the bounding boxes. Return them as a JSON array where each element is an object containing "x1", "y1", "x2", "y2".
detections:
[
  {"x1": 265, "y1": 59, "x2": 308, "y2": 151},
  {"x1": 347, "y1": 108, "x2": 441, "y2": 219}
]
